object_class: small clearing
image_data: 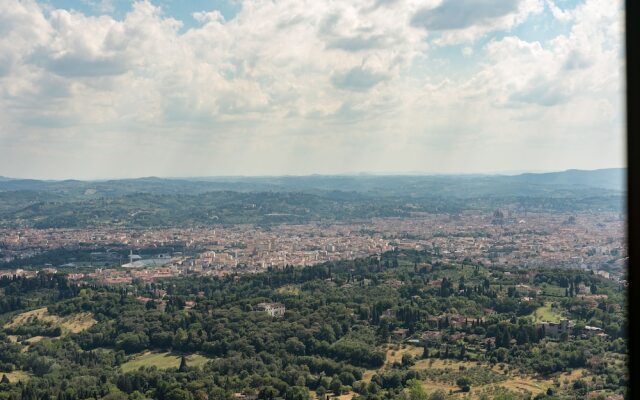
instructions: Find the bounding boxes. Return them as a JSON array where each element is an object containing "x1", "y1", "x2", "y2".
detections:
[
  {"x1": 532, "y1": 303, "x2": 564, "y2": 323},
  {"x1": 384, "y1": 344, "x2": 424, "y2": 366},
  {"x1": 121, "y1": 352, "x2": 211, "y2": 373},
  {"x1": 1, "y1": 370, "x2": 31, "y2": 383},
  {"x1": 276, "y1": 285, "x2": 300, "y2": 296},
  {"x1": 4, "y1": 307, "x2": 96, "y2": 334},
  {"x1": 411, "y1": 358, "x2": 481, "y2": 371}
]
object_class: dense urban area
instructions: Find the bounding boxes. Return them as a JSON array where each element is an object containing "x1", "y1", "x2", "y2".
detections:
[{"x1": 0, "y1": 212, "x2": 626, "y2": 287}]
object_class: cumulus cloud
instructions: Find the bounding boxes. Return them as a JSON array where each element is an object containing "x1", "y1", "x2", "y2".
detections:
[
  {"x1": 0, "y1": 0, "x2": 625, "y2": 178},
  {"x1": 508, "y1": 79, "x2": 569, "y2": 107},
  {"x1": 411, "y1": 0, "x2": 544, "y2": 44},
  {"x1": 411, "y1": 0, "x2": 521, "y2": 30},
  {"x1": 472, "y1": 0, "x2": 623, "y2": 111},
  {"x1": 546, "y1": 0, "x2": 575, "y2": 22},
  {"x1": 331, "y1": 66, "x2": 389, "y2": 91},
  {"x1": 29, "y1": 50, "x2": 130, "y2": 77}
]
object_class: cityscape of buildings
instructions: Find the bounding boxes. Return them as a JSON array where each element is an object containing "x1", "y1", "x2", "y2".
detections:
[{"x1": 0, "y1": 211, "x2": 627, "y2": 286}]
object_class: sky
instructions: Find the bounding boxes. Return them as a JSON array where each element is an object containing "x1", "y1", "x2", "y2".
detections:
[{"x1": 0, "y1": 0, "x2": 626, "y2": 179}]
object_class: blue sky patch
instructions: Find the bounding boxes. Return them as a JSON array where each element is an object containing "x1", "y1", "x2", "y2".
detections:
[{"x1": 42, "y1": 0, "x2": 241, "y2": 28}]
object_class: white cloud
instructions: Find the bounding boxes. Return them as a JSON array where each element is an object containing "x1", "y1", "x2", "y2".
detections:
[
  {"x1": 411, "y1": 0, "x2": 545, "y2": 45},
  {"x1": 546, "y1": 0, "x2": 575, "y2": 22},
  {"x1": 0, "y1": 0, "x2": 625, "y2": 178}
]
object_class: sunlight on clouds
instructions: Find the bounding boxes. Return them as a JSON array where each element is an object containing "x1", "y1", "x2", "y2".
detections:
[{"x1": 0, "y1": 0, "x2": 625, "y2": 178}]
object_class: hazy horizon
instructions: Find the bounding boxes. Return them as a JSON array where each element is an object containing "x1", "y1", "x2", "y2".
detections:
[{"x1": 0, "y1": 166, "x2": 626, "y2": 182}]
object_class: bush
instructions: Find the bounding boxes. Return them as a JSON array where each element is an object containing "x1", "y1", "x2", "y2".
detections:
[{"x1": 456, "y1": 377, "x2": 471, "y2": 391}]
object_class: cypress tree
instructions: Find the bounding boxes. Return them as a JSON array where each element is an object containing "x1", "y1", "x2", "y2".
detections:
[{"x1": 178, "y1": 355, "x2": 188, "y2": 372}]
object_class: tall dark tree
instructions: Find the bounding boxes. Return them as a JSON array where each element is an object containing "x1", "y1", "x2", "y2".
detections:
[{"x1": 178, "y1": 355, "x2": 188, "y2": 372}]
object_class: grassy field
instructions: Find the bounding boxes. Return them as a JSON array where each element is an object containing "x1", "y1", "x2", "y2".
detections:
[
  {"x1": 411, "y1": 358, "x2": 482, "y2": 371},
  {"x1": 532, "y1": 303, "x2": 564, "y2": 323},
  {"x1": 311, "y1": 390, "x2": 356, "y2": 400},
  {"x1": 493, "y1": 376, "x2": 551, "y2": 396},
  {"x1": 4, "y1": 307, "x2": 96, "y2": 334},
  {"x1": 330, "y1": 394, "x2": 355, "y2": 400},
  {"x1": 276, "y1": 285, "x2": 300, "y2": 296},
  {"x1": 409, "y1": 358, "x2": 593, "y2": 398},
  {"x1": 7, "y1": 333, "x2": 48, "y2": 352},
  {"x1": 541, "y1": 284, "x2": 567, "y2": 297},
  {"x1": 493, "y1": 368, "x2": 591, "y2": 397},
  {"x1": 409, "y1": 358, "x2": 545, "y2": 398},
  {"x1": 419, "y1": 381, "x2": 458, "y2": 393},
  {"x1": 384, "y1": 344, "x2": 424, "y2": 365},
  {"x1": 361, "y1": 369, "x2": 377, "y2": 383},
  {"x1": 2, "y1": 370, "x2": 31, "y2": 383},
  {"x1": 361, "y1": 345, "x2": 591, "y2": 399},
  {"x1": 121, "y1": 352, "x2": 211, "y2": 372}
]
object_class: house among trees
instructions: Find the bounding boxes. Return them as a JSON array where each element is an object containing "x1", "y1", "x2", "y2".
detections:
[
  {"x1": 433, "y1": 314, "x2": 468, "y2": 329},
  {"x1": 583, "y1": 325, "x2": 607, "y2": 338},
  {"x1": 421, "y1": 330, "x2": 442, "y2": 344},
  {"x1": 392, "y1": 328, "x2": 409, "y2": 341},
  {"x1": 381, "y1": 308, "x2": 396, "y2": 319},
  {"x1": 256, "y1": 302, "x2": 286, "y2": 317},
  {"x1": 384, "y1": 278, "x2": 403, "y2": 288},
  {"x1": 426, "y1": 316, "x2": 439, "y2": 329},
  {"x1": 447, "y1": 332, "x2": 466, "y2": 343},
  {"x1": 448, "y1": 314, "x2": 468, "y2": 328},
  {"x1": 233, "y1": 393, "x2": 258, "y2": 400},
  {"x1": 537, "y1": 319, "x2": 574, "y2": 338},
  {"x1": 515, "y1": 284, "x2": 542, "y2": 297}
]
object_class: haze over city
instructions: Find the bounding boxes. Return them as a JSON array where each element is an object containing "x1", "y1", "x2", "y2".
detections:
[{"x1": 0, "y1": 0, "x2": 625, "y2": 179}]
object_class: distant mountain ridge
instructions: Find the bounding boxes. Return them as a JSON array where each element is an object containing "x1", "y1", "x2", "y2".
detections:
[
  {"x1": 0, "y1": 168, "x2": 626, "y2": 190},
  {"x1": 502, "y1": 168, "x2": 626, "y2": 191},
  {"x1": 0, "y1": 169, "x2": 626, "y2": 201},
  {"x1": 0, "y1": 168, "x2": 625, "y2": 228}
]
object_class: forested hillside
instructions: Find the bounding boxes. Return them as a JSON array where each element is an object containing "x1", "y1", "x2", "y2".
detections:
[
  {"x1": 0, "y1": 250, "x2": 627, "y2": 399},
  {"x1": 0, "y1": 173, "x2": 625, "y2": 229}
]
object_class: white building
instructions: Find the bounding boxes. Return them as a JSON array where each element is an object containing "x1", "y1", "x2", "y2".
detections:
[{"x1": 256, "y1": 302, "x2": 286, "y2": 318}]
